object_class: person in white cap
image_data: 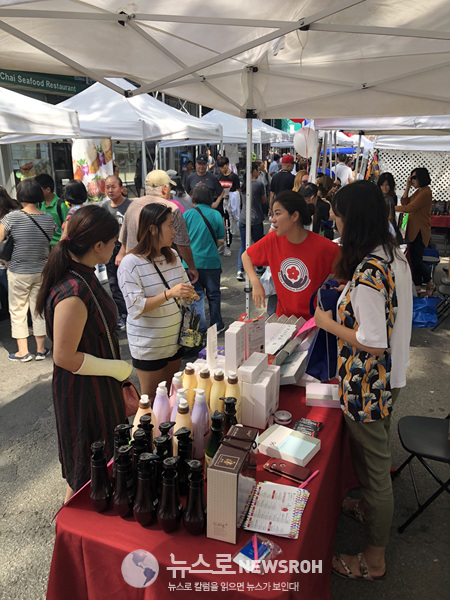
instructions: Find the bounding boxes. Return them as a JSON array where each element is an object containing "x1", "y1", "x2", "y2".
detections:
[{"x1": 115, "y1": 170, "x2": 198, "y2": 283}]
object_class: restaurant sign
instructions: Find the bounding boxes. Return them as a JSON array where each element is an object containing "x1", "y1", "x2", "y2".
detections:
[{"x1": 0, "y1": 69, "x2": 92, "y2": 95}]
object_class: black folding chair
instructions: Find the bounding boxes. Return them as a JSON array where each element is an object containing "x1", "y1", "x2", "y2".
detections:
[{"x1": 395, "y1": 415, "x2": 450, "y2": 533}]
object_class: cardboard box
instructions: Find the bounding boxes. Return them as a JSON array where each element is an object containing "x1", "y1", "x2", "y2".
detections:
[
  {"x1": 279, "y1": 350, "x2": 308, "y2": 385},
  {"x1": 241, "y1": 366, "x2": 279, "y2": 430},
  {"x1": 258, "y1": 424, "x2": 321, "y2": 467},
  {"x1": 207, "y1": 425, "x2": 258, "y2": 544},
  {"x1": 305, "y1": 383, "x2": 340, "y2": 409},
  {"x1": 265, "y1": 364, "x2": 281, "y2": 414},
  {"x1": 237, "y1": 352, "x2": 267, "y2": 384},
  {"x1": 245, "y1": 316, "x2": 265, "y2": 356}
]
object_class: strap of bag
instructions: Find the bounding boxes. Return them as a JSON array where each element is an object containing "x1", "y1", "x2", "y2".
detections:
[
  {"x1": 22, "y1": 211, "x2": 51, "y2": 243},
  {"x1": 193, "y1": 206, "x2": 217, "y2": 244},
  {"x1": 152, "y1": 260, "x2": 182, "y2": 311},
  {"x1": 69, "y1": 269, "x2": 117, "y2": 360}
]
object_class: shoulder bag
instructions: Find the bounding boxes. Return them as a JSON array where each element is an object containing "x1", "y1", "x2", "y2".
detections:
[
  {"x1": 152, "y1": 260, "x2": 203, "y2": 348},
  {"x1": 0, "y1": 235, "x2": 14, "y2": 261},
  {"x1": 69, "y1": 269, "x2": 140, "y2": 418},
  {"x1": 193, "y1": 206, "x2": 217, "y2": 244}
]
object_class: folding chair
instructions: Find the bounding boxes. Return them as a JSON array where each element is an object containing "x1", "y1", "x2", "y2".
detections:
[
  {"x1": 432, "y1": 284, "x2": 450, "y2": 331},
  {"x1": 395, "y1": 415, "x2": 450, "y2": 533}
]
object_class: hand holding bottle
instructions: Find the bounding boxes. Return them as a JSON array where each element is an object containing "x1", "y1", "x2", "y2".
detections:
[{"x1": 168, "y1": 283, "x2": 199, "y2": 301}]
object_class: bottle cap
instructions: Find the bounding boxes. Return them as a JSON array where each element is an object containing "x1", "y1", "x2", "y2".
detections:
[
  {"x1": 173, "y1": 371, "x2": 183, "y2": 384},
  {"x1": 139, "y1": 394, "x2": 150, "y2": 407},
  {"x1": 194, "y1": 388, "x2": 206, "y2": 402},
  {"x1": 223, "y1": 397, "x2": 237, "y2": 413},
  {"x1": 214, "y1": 369, "x2": 224, "y2": 380},
  {"x1": 91, "y1": 440, "x2": 105, "y2": 460},
  {"x1": 157, "y1": 381, "x2": 167, "y2": 394},
  {"x1": 174, "y1": 426, "x2": 192, "y2": 440},
  {"x1": 200, "y1": 367, "x2": 210, "y2": 378},
  {"x1": 177, "y1": 398, "x2": 190, "y2": 413},
  {"x1": 138, "y1": 414, "x2": 154, "y2": 429},
  {"x1": 210, "y1": 410, "x2": 224, "y2": 430},
  {"x1": 133, "y1": 428, "x2": 147, "y2": 442},
  {"x1": 159, "y1": 421, "x2": 176, "y2": 436},
  {"x1": 185, "y1": 362, "x2": 195, "y2": 374},
  {"x1": 176, "y1": 388, "x2": 188, "y2": 400},
  {"x1": 274, "y1": 410, "x2": 292, "y2": 425}
]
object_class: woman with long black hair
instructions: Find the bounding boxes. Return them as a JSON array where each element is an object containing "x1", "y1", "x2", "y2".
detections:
[
  {"x1": 315, "y1": 181, "x2": 412, "y2": 581},
  {"x1": 36, "y1": 205, "x2": 132, "y2": 502}
]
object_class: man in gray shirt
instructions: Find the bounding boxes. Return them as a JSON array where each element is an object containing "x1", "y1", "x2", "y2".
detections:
[{"x1": 100, "y1": 175, "x2": 131, "y2": 329}]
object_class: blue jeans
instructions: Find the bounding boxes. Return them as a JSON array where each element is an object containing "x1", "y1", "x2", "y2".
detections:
[
  {"x1": 191, "y1": 268, "x2": 224, "y2": 333},
  {"x1": 238, "y1": 222, "x2": 265, "y2": 271}
]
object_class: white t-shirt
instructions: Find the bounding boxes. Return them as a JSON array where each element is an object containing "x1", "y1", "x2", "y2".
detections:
[
  {"x1": 117, "y1": 252, "x2": 189, "y2": 361},
  {"x1": 335, "y1": 163, "x2": 353, "y2": 186},
  {"x1": 337, "y1": 246, "x2": 412, "y2": 389}
]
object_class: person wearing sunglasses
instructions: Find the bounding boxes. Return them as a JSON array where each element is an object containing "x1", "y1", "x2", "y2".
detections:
[{"x1": 395, "y1": 168, "x2": 434, "y2": 296}]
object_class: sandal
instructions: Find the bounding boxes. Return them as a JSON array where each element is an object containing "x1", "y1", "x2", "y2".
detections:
[
  {"x1": 332, "y1": 553, "x2": 386, "y2": 581},
  {"x1": 341, "y1": 497, "x2": 365, "y2": 524},
  {"x1": 426, "y1": 281, "x2": 436, "y2": 296}
]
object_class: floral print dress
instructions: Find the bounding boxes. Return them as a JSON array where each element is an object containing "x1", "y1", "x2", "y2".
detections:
[{"x1": 337, "y1": 254, "x2": 397, "y2": 423}]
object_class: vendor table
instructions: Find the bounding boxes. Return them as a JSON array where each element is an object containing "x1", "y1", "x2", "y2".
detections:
[
  {"x1": 46, "y1": 386, "x2": 357, "y2": 600},
  {"x1": 431, "y1": 215, "x2": 450, "y2": 228}
]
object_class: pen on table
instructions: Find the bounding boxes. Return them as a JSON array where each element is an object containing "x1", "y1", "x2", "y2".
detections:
[
  {"x1": 252, "y1": 534, "x2": 259, "y2": 570},
  {"x1": 298, "y1": 469, "x2": 319, "y2": 490}
]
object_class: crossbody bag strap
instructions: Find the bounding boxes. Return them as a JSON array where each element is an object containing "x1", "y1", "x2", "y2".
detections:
[
  {"x1": 152, "y1": 260, "x2": 181, "y2": 311},
  {"x1": 22, "y1": 211, "x2": 51, "y2": 243},
  {"x1": 69, "y1": 269, "x2": 117, "y2": 360},
  {"x1": 193, "y1": 206, "x2": 217, "y2": 244}
]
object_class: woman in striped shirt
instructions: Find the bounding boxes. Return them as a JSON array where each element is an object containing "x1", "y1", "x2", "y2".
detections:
[
  {"x1": 118, "y1": 203, "x2": 197, "y2": 400},
  {"x1": 0, "y1": 179, "x2": 56, "y2": 361}
]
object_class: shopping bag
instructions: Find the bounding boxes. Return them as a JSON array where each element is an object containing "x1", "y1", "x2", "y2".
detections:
[
  {"x1": 260, "y1": 267, "x2": 276, "y2": 297},
  {"x1": 305, "y1": 279, "x2": 340, "y2": 382},
  {"x1": 412, "y1": 296, "x2": 440, "y2": 328}
]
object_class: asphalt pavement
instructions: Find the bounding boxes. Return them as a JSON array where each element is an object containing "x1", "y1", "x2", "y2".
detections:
[{"x1": 0, "y1": 237, "x2": 449, "y2": 600}]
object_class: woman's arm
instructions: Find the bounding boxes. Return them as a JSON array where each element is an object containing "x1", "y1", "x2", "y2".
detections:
[
  {"x1": 142, "y1": 282, "x2": 196, "y2": 313},
  {"x1": 53, "y1": 296, "x2": 89, "y2": 371},
  {"x1": 53, "y1": 296, "x2": 132, "y2": 380},
  {"x1": 0, "y1": 223, "x2": 6, "y2": 244},
  {"x1": 242, "y1": 251, "x2": 266, "y2": 309},
  {"x1": 314, "y1": 307, "x2": 386, "y2": 356},
  {"x1": 395, "y1": 187, "x2": 430, "y2": 214}
]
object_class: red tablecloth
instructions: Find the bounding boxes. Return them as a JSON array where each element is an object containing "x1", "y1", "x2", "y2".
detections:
[
  {"x1": 431, "y1": 215, "x2": 450, "y2": 228},
  {"x1": 46, "y1": 386, "x2": 357, "y2": 600}
]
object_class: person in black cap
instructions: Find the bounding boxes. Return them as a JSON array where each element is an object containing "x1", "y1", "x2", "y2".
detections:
[{"x1": 185, "y1": 153, "x2": 224, "y2": 210}]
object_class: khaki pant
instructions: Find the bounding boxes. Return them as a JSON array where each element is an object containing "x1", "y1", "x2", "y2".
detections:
[
  {"x1": 7, "y1": 270, "x2": 46, "y2": 339},
  {"x1": 344, "y1": 388, "x2": 400, "y2": 547}
]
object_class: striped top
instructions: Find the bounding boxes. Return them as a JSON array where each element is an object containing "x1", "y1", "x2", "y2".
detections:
[
  {"x1": 118, "y1": 251, "x2": 189, "y2": 361},
  {"x1": 1, "y1": 210, "x2": 56, "y2": 274}
]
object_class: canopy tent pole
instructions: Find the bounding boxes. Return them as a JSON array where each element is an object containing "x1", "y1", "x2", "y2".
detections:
[
  {"x1": 322, "y1": 131, "x2": 328, "y2": 173},
  {"x1": 333, "y1": 131, "x2": 337, "y2": 179},
  {"x1": 154, "y1": 142, "x2": 159, "y2": 169},
  {"x1": 245, "y1": 67, "x2": 256, "y2": 319},
  {"x1": 309, "y1": 130, "x2": 320, "y2": 183},
  {"x1": 353, "y1": 132, "x2": 362, "y2": 180},
  {"x1": 141, "y1": 140, "x2": 147, "y2": 196}
]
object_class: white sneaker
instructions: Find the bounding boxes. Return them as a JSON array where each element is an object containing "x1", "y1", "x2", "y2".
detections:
[{"x1": 223, "y1": 247, "x2": 231, "y2": 257}]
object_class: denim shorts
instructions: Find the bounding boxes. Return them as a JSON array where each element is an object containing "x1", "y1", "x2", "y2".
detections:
[{"x1": 132, "y1": 346, "x2": 184, "y2": 372}]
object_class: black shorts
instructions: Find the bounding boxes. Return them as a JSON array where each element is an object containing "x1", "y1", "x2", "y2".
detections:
[{"x1": 132, "y1": 347, "x2": 184, "y2": 372}]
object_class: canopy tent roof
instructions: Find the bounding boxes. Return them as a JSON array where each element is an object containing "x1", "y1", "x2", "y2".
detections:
[
  {"x1": 159, "y1": 109, "x2": 292, "y2": 148},
  {"x1": 0, "y1": 78, "x2": 222, "y2": 143},
  {"x1": 315, "y1": 115, "x2": 450, "y2": 136},
  {"x1": 0, "y1": 1, "x2": 448, "y2": 120},
  {"x1": 0, "y1": 85, "x2": 79, "y2": 137},
  {"x1": 374, "y1": 135, "x2": 450, "y2": 152}
]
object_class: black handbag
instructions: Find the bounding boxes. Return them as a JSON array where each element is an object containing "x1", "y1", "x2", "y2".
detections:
[{"x1": 0, "y1": 235, "x2": 14, "y2": 261}]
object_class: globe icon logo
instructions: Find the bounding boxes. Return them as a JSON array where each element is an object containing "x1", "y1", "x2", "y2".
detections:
[{"x1": 121, "y1": 549, "x2": 159, "y2": 588}]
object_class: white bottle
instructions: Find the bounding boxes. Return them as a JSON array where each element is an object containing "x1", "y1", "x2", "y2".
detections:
[
  {"x1": 191, "y1": 389, "x2": 211, "y2": 460},
  {"x1": 131, "y1": 394, "x2": 155, "y2": 437},
  {"x1": 225, "y1": 371, "x2": 241, "y2": 423},
  {"x1": 170, "y1": 387, "x2": 188, "y2": 423},
  {"x1": 169, "y1": 371, "x2": 183, "y2": 412},
  {"x1": 152, "y1": 381, "x2": 170, "y2": 433},
  {"x1": 173, "y1": 398, "x2": 193, "y2": 455}
]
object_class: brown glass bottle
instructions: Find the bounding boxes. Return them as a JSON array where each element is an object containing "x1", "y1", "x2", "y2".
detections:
[
  {"x1": 183, "y1": 460, "x2": 206, "y2": 535},
  {"x1": 157, "y1": 457, "x2": 182, "y2": 533},
  {"x1": 89, "y1": 440, "x2": 112, "y2": 513},
  {"x1": 112, "y1": 445, "x2": 134, "y2": 518}
]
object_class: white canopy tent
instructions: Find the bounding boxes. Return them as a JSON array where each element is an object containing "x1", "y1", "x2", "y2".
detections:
[
  {"x1": 315, "y1": 115, "x2": 450, "y2": 136},
  {"x1": 0, "y1": 85, "x2": 79, "y2": 137},
  {"x1": 374, "y1": 135, "x2": 450, "y2": 152},
  {"x1": 159, "y1": 109, "x2": 292, "y2": 148},
  {"x1": 1, "y1": 0, "x2": 448, "y2": 314}
]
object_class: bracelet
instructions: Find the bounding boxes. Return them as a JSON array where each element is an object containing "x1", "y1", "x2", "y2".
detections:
[{"x1": 164, "y1": 290, "x2": 168, "y2": 301}]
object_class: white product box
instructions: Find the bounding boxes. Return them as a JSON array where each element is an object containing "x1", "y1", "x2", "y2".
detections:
[
  {"x1": 265, "y1": 322, "x2": 297, "y2": 356},
  {"x1": 306, "y1": 383, "x2": 340, "y2": 409},
  {"x1": 245, "y1": 316, "x2": 266, "y2": 357},
  {"x1": 265, "y1": 364, "x2": 281, "y2": 413},
  {"x1": 258, "y1": 424, "x2": 321, "y2": 467},
  {"x1": 279, "y1": 350, "x2": 308, "y2": 385},
  {"x1": 241, "y1": 370, "x2": 275, "y2": 430},
  {"x1": 225, "y1": 322, "x2": 246, "y2": 375},
  {"x1": 237, "y1": 352, "x2": 268, "y2": 384}
]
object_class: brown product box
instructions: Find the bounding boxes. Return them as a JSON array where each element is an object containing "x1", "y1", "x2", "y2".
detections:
[{"x1": 206, "y1": 426, "x2": 258, "y2": 544}]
